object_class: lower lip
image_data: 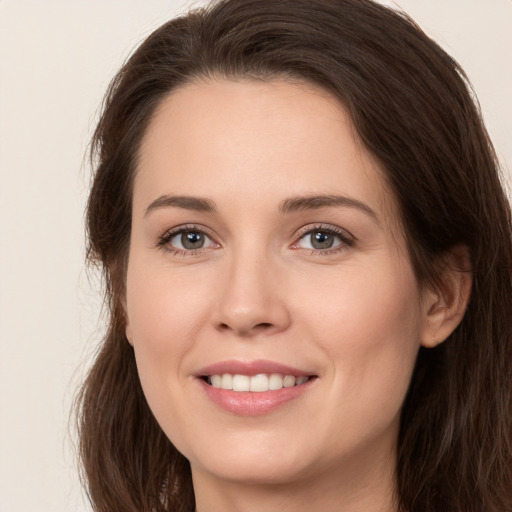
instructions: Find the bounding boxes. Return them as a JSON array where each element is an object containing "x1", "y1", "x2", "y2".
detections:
[{"x1": 199, "y1": 378, "x2": 315, "y2": 416}]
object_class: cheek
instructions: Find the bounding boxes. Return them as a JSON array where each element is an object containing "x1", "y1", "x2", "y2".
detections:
[
  {"x1": 124, "y1": 259, "x2": 216, "y2": 424},
  {"x1": 125, "y1": 259, "x2": 215, "y2": 435},
  {"x1": 299, "y1": 259, "x2": 422, "y2": 417},
  {"x1": 300, "y1": 257, "x2": 422, "y2": 342},
  {"x1": 126, "y1": 259, "x2": 212, "y2": 354}
]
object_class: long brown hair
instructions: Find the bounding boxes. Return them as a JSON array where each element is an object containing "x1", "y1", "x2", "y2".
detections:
[{"x1": 77, "y1": 1, "x2": 512, "y2": 510}]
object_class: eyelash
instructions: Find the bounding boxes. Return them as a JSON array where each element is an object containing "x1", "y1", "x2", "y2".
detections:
[
  {"x1": 156, "y1": 223, "x2": 355, "y2": 257},
  {"x1": 292, "y1": 224, "x2": 355, "y2": 256},
  {"x1": 157, "y1": 224, "x2": 217, "y2": 256}
]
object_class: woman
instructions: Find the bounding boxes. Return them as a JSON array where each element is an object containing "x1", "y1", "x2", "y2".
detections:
[{"x1": 77, "y1": 0, "x2": 512, "y2": 510}]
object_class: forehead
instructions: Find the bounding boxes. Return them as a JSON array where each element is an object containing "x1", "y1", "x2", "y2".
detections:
[{"x1": 135, "y1": 78, "x2": 399, "y2": 225}]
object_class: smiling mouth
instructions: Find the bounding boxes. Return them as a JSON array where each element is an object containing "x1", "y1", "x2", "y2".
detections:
[{"x1": 202, "y1": 373, "x2": 317, "y2": 392}]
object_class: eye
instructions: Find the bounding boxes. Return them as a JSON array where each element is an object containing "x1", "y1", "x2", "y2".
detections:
[
  {"x1": 295, "y1": 225, "x2": 354, "y2": 253},
  {"x1": 158, "y1": 225, "x2": 217, "y2": 254},
  {"x1": 301, "y1": 230, "x2": 339, "y2": 250},
  {"x1": 172, "y1": 230, "x2": 209, "y2": 250}
]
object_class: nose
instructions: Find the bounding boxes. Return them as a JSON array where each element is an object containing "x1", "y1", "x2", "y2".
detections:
[{"x1": 213, "y1": 251, "x2": 291, "y2": 338}]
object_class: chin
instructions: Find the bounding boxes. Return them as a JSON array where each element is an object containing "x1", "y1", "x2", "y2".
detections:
[
  {"x1": 195, "y1": 455, "x2": 311, "y2": 486},
  {"x1": 182, "y1": 430, "x2": 316, "y2": 485}
]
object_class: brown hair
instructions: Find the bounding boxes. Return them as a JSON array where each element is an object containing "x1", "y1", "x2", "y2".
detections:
[{"x1": 77, "y1": 1, "x2": 512, "y2": 510}]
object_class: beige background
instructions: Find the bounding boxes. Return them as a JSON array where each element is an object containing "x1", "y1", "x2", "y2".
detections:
[{"x1": 0, "y1": 1, "x2": 510, "y2": 511}]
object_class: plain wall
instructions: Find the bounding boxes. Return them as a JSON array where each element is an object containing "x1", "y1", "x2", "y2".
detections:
[{"x1": 0, "y1": 1, "x2": 510, "y2": 511}]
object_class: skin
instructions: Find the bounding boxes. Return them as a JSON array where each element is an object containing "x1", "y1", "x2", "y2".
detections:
[{"x1": 125, "y1": 78, "x2": 468, "y2": 512}]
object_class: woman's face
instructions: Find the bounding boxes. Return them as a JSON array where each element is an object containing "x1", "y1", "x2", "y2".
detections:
[{"x1": 125, "y1": 79, "x2": 431, "y2": 488}]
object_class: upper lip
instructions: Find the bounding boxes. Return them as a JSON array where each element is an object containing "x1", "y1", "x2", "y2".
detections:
[{"x1": 196, "y1": 359, "x2": 315, "y2": 377}]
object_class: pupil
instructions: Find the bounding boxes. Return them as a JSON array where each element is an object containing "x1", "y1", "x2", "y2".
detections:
[
  {"x1": 182, "y1": 231, "x2": 204, "y2": 249},
  {"x1": 312, "y1": 231, "x2": 333, "y2": 249}
]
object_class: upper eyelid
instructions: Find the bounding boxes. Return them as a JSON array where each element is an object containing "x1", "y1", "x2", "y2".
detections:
[
  {"x1": 160, "y1": 222, "x2": 352, "y2": 236},
  {"x1": 162, "y1": 224, "x2": 217, "y2": 239},
  {"x1": 294, "y1": 223, "x2": 355, "y2": 240}
]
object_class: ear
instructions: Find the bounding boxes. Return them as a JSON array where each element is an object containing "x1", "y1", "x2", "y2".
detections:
[{"x1": 421, "y1": 245, "x2": 472, "y2": 348}]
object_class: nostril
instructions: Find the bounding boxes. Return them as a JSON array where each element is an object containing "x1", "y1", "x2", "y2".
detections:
[
  {"x1": 217, "y1": 321, "x2": 275, "y2": 334},
  {"x1": 256, "y1": 322, "x2": 273, "y2": 329}
]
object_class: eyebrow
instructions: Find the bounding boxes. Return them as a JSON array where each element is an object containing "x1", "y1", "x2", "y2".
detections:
[
  {"x1": 279, "y1": 194, "x2": 379, "y2": 222},
  {"x1": 144, "y1": 193, "x2": 378, "y2": 222},
  {"x1": 145, "y1": 195, "x2": 217, "y2": 216}
]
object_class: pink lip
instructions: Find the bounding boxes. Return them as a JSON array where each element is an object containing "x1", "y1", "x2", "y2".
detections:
[
  {"x1": 195, "y1": 359, "x2": 317, "y2": 416},
  {"x1": 196, "y1": 359, "x2": 313, "y2": 377},
  {"x1": 198, "y1": 378, "x2": 316, "y2": 416}
]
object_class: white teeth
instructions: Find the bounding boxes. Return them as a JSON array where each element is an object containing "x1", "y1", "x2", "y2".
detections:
[
  {"x1": 296, "y1": 376, "x2": 308, "y2": 386},
  {"x1": 221, "y1": 374, "x2": 233, "y2": 390},
  {"x1": 207, "y1": 373, "x2": 311, "y2": 392},
  {"x1": 232, "y1": 374, "x2": 250, "y2": 391},
  {"x1": 268, "y1": 373, "x2": 284, "y2": 390},
  {"x1": 249, "y1": 374, "x2": 269, "y2": 392},
  {"x1": 283, "y1": 375, "x2": 296, "y2": 388},
  {"x1": 210, "y1": 374, "x2": 222, "y2": 388}
]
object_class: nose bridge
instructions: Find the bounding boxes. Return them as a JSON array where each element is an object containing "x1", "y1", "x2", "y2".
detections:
[{"x1": 214, "y1": 241, "x2": 290, "y2": 337}]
